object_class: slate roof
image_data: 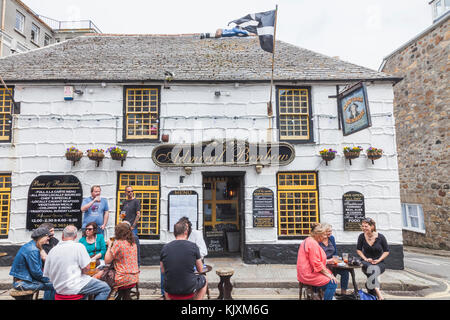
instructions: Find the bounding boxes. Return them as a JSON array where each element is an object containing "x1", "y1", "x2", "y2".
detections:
[{"x1": 0, "y1": 34, "x2": 399, "y2": 83}]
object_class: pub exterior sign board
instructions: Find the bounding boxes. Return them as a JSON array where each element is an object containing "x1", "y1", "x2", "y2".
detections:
[
  {"x1": 152, "y1": 140, "x2": 295, "y2": 167},
  {"x1": 338, "y1": 82, "x2": 372, "y2": 136},
  {"x1": 343, "y1": 191, "x2": 365, "y2": 231},
  {"x1": 253, "y1": 188, "x2": 275, "y2": 228},
  {"x1": 26, "y1": 175, "x2": 83, "y2": 230}
]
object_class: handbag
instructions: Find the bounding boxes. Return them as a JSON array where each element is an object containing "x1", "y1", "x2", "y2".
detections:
[{"x1": 99, "y1": 264, "x2": 116, "y2": 288}]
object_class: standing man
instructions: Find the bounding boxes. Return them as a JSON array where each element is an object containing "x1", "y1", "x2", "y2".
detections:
[
  {"x1": 81, "y1": 185, "x2": 109, "y2": 235},
  {"x1": 121, "y1": 186, "x2": 141, "y2": 265},
  {"x1": 43, "y1": 225, "x2": 111, "y2": 300}
]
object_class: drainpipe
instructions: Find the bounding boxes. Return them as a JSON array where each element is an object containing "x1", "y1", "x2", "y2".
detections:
[{"x1": 0, "y1": 0, "x2": 6, "y2": 56}]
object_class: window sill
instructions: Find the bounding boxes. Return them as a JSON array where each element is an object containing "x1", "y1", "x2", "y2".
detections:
[
  {"x1": 402, "y1": 227, "x2": 426, "y2": 234},
  {"x1": 14, "y1": 28, "x2": 26, "y2": 38},
  {"x1": 30, "y1": 40, "x2": 40, "y2": 48}
]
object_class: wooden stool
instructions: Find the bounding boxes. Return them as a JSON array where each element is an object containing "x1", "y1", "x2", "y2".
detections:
[
  {"x1": 216, "y1": 268, "x2": 234, "y2": 300},
  {"x1": 9, "y1": 288, "x2": 39, "y2": 300},
  {"x1": 298, "y1": 282, "x2": 323, "y2": 300},
  {"x1": 115, "y1": 283, "x2": 139, "y2": 300}
]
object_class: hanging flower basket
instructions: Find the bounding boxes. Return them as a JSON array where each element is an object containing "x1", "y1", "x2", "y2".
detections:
[
  {"x1": 65, "y1": 147, "x2": 83, "y2": 166},
  {"x1": 319, "y1": 149, "x2": 337, "y2": 166},
  {"x1": 367, "y1": 147, "x2": 383, "y2": 164},
  {"x1": 343, "y1": 146, "x2": 363, "y2": 165},
  {"x1": 87, "y1": 149, "x2": 105, "y2": 167},
  {"x1": 107, "y1": 146, "x2": 128, "y2": 167}
]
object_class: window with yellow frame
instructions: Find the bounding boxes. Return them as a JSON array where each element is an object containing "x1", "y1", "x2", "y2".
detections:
[
  {"x1": 117, "y1": 173, "x2": 160, "y2": 239},
  {"x1": 277, "y1": 87, "x2": 313, "y2": 142},
  {"x1": 0, "y1": 88, "x2": 13, "y2": 143},
  {"x1": 277, "y1": 172, "x2": 319, "y2": 238},
  {"x1": 124, "y1": 87, "x2": 160, "y2": 141},
  {"x1": 0, "y1": 174, "x2": 11, "y2": 238}
]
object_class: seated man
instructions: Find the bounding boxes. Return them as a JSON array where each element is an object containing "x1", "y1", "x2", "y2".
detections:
[
  {"x1": 43, "y1": 225, "x2": 111, "y2": 300},
  {"x1": 9, "y1": 227, "x2": 55, "y2": 300},
  {"x1": 160, "y1": 221, "x2": 207, "y2": 300}
]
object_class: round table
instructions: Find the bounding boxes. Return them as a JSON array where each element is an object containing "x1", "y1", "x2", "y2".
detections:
[
  {"x1": 327, "y1": 262, "x2": 362, "y2": 293},
  {"x1": 195, "y1": 264, "x2": 212, "y2": 299}
]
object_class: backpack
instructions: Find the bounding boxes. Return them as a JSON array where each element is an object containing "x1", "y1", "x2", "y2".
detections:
[{"x1": 358, "y1": 289, "x2": 377, "y2": 300}]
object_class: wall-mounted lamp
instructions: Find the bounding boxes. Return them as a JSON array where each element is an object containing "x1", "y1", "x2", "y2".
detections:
[
  {"x1": 74, "y1": 89, "x2": 84, "y2": 95},
  {"x1": 184, "y1": 167, "x2": 192, "y2": 175},
  {"x1": 214, "y1": 91, "x2": 221, "y2": 97},
  {"x1": 255, "y1": 164, "x2": 263, "y2": 174}
]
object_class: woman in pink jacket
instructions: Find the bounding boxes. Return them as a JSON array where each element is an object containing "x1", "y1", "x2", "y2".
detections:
[{"x1": 297, "y1": 223, "x2": 338, "y2": 300}]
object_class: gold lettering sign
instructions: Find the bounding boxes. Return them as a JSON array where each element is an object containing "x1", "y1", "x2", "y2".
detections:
[{"x1": 152, "y1": 140, "x2": 295, "y2": 167}]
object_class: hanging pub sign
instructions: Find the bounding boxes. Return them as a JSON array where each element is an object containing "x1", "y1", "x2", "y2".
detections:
[
  {"x1": 343, "y1": 191, "x2": 365, "y2": 231},
  {"x1": 338, "y1": 82, "x2": 372, "y2": 136},
  {"x1": 26, "y1": 175, "x2": 83, "y2": 230},
  {"x1": 253, "y1": 188, "x2": 275, "y2": 227},
  {"x1": 152, "y1": 140, "x2": 295, "y2": 167}
]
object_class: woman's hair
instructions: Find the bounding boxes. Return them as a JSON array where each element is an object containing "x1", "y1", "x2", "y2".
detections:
[
  {"x1": 115, "y1": 222, "x2": 135, "y2": 245},
  {"x1": 40, "y1": 222, "x2": 55, "y2": 230},
  {"x1": 321, "y1": 223, "x2": 332, "y2": 232},
  {"x1": 309, "y1": 222, "x2": 326, "y2": 237},
  {"x1": 83, "y1": 221, "x2": 98, "y2": 237},
  {"x1": 362, "y1": 217, "x2": 377, "y2": 232}
]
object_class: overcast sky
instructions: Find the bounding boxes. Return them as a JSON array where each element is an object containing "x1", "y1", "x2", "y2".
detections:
[{"x1": 23, "y1": 0, "x2": 432, "y2": 71}]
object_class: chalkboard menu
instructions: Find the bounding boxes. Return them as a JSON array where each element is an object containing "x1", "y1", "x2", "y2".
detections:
[
  {"x1": 343, "y1": 191, "x2": 365, "y2": 231},
  {"x1": 27, "y1": 175, "x2": 83, "y2": 230},
  {"x1": 205, "y1": 230, "x2": 225, "y2": 253},
  {"x1": 253, "y1": 188, "x2": 274, "y2": 227},
  {"x1": 168, "y1": 190, "x2": 198, "y2": 232}
]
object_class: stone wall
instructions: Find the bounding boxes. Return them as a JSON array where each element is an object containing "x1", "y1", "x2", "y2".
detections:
[{"x1": 382, "y1": 16, "x2": 449, "y2": 250}]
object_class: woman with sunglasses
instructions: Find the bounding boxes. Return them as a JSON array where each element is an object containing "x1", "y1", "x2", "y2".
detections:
[
  {"x1": 356, "y1": 218, "x2": 390, "y2": 300},
  {"x1": 79, "y1": 222, "x2": 107, "y2": 267}
]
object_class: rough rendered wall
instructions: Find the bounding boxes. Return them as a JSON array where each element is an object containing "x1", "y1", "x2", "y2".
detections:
[{"x1": 382, "y1": 17, "x2": 449, "y2": 250}]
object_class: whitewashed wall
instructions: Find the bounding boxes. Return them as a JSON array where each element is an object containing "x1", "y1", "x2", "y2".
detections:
[{"x1": 0, "y1": 82, "x2": 402, "y2": 246}]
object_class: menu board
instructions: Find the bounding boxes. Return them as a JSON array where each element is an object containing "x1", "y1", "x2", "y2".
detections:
[
  {"x1": 168, "y1": 190, "x2": 198, "y2": 232},
  {"x1": 253, "y1": 188, "x2": 274, "y2": 227},
  {"x1": 205, "y1": 230, "x2": 225, "y2": 253},
  {"x1": 343, "y1": 191, "x2": 365, "y2": 231},
  {"x1": 26, "y1": 175, "x2": 83, "y2": 230}
]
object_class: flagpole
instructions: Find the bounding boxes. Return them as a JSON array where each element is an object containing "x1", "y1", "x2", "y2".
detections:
[{"x1": 268, "y1": 5, "x2": 278, "y2": 143}]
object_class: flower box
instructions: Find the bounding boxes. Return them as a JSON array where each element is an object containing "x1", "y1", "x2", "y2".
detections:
[
  {"x1": 367, "y1": 147, "x2": 383, "y2": 164},
  {"x1": 343, "y1": 146, "x2": 363, "y2": 165},
  {"x1": 319, "y1": 149, "x2": 337, "y2": 166},
  {"x1": 107, "y1": 147, "x2": 128, "y2": 167},
  {"x1": 65, "y1": 147, "x2": 83, "y2": 166},
  {"x1": 87, "y1": 149, "x2": 105, "y2": 167}
]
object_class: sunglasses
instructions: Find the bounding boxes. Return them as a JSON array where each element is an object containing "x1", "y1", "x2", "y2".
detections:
[
  {"x1": 86, "y1": 228, "x2": 95, "y2": 231},
  {"x1": 126, "y1": 190, "x2": 133, "y2": 193}
]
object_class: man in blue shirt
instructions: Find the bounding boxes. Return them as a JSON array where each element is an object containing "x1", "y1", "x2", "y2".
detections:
[{"x1": 81, "y1": 185, "x2": 109, "y2": 235}]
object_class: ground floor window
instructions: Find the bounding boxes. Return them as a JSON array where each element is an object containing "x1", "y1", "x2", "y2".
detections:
[
  {"x1": 0, "y1": 174, "x2": 11, "y2": 238},
  {"x1": 117, "y1": 173, "x2": 160, "y2": 239},
  {"x1": 401, "y1": 203, "x2": 425, "y2": 234},
  {"x1": 277, "y1": 172, "x2": 319, "y2": 238}
]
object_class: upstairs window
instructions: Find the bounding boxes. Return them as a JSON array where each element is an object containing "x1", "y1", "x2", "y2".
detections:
[
  {"x1": 124, "y1": 87, "x2": 160, "y2": 141},
  {"x1": 44, "y1": 34, "x2": 51, "y2": 46},
  {"x1": 277, "y1": 87, "x2": 313, "y2": 143},
  {"x1": 15, "y1": 11, "x2": 25, "y2": 34},
  {"x1": 0, "y1": 88, "x2": 13, "y2": 142},
  {"x1": 31, "y1": 24, "x2": 40, "y2": 43}
]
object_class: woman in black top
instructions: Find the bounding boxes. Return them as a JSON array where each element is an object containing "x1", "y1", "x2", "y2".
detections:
[{"x1": 356, "y1": 218, "x2": 389, "y2": 300}]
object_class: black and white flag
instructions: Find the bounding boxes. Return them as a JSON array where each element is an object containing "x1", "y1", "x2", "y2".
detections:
[{"x1": 228, "y1": 9, "x2": 276, "y2": 53}]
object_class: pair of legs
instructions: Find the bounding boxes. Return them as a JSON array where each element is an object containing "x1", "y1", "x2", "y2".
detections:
[
  {"x1": 333, "y1": 269, "x2": 350, "y2": 295},
  {"x1": 13, "y1": 279, "x2": 55, "y2": 300},
  {"x1": 78, "y1": 278, "x2": 111, "y2": 300},
  {"x1": 318, "y1": 279, "x2": 338, "y2": 300},
  {"x1": 362, "y1": 261, "x2": 386, "y2": 300}
]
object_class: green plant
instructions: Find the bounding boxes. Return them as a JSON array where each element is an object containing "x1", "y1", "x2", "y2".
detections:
[
  {"x1": 106, "y1": 146, "x2": 128, "y2": 156},
  {"x1": 343, "y1": 146, "x2": 363, "y2": 153}
]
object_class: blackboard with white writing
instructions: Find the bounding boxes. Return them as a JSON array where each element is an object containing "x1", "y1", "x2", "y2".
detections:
[
  {"x1": 26, "y1": 175, "x2": 83, "y2": 230},
  {"x1": 343, "y1": 191, "x2": 365, "y2": 231},
  {"x1": 253, "y1": 188, "x2": 274, "y2": 227},
  {"x1": 205, "y1": 230, "x2": 225, "y2": 253}
]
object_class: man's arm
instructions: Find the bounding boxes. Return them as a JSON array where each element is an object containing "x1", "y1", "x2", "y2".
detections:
[
  {"x1": 102, "y1": 211, "x2": 109, "y2": 230},
  {"x1": 132, "y1": 211, "x2": 140, "y2": 229}
]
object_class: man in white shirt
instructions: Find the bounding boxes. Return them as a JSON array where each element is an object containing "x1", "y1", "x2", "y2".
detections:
[{"x1": 43, "y1": 225, "x2": 111, "y2": 300}]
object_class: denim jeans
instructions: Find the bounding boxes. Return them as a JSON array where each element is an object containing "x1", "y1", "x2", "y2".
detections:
[
  {"x1": 334, "y1": 269, "x2": 350, "y2": 290},
  {"x1": 132, "y1": 228, "x2": 141, "y2": 266},
  {"x1": 318, "y1": 280, "x2": 338, "y2": 300},
  {"x1": 78, "y1": 278, "x2": 111, "y2": 300},
  {"x1": 13, "y1": 279, "x2": 55, "y2": 300}
]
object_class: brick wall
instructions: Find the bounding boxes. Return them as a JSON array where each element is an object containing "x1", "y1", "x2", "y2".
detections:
[{"x1": 382, "y1": 17, "x2": 449, "y2": 250}]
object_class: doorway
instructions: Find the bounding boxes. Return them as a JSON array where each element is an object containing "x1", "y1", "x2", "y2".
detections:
[{"x1": 202, "y1": 173, "x2": 244, "y2": 256}]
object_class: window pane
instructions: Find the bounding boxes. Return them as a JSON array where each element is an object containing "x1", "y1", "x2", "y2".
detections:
[
  {"x1": 401, "y1": 204, "x2": 408, "y2": 227},
  {"x1": 418, "y1": 205, "x2": 425, "y2": 231}
]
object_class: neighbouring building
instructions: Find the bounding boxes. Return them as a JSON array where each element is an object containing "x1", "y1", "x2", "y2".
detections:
[
  {"x1": 0, "y1": 34, "x2": 404, "y2": 268},
  {"x1": 380, "y1": 1, "x2": 449, "y2": 250},
  {"x1": 0, "y1": 0, "x2": 101, "y2": 57}
]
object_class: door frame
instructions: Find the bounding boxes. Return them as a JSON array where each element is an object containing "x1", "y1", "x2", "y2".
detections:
[{"x1": 202, "y1": 171, "x2": 246, "y2": 258}]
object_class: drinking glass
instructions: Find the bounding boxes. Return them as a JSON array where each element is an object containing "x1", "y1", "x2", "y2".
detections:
[{"x1": 342, "y1": 253, "x2": 349, "y2": 263}]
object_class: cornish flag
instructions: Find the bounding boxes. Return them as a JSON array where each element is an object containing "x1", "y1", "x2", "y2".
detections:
[{"x1": 229, "y1": 9, "x2": 276, "y2": 53}]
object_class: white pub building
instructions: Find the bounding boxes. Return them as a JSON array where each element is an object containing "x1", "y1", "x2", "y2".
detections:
[{"x1": 0, "y1": 34, "x2": 404, "y2": 268}]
